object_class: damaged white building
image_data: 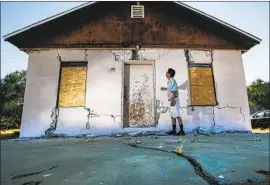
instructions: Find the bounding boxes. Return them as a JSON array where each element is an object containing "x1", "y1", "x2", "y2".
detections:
[{"x1": 3, "y1": 1, "x2": 261, "y2": 137}]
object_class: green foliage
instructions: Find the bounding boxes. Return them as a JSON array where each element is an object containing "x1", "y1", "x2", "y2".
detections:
[
  {"x1": 247, "y1": 79, "x2": 270, "y2": 113},
  {"x1": 0, "y1": 70, "x2": 26, "y2": 129}
]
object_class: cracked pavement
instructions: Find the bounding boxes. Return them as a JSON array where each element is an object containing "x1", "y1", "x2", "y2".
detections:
[{"x1": 1, "y1": 133, "x2": 269, "y2": 185}]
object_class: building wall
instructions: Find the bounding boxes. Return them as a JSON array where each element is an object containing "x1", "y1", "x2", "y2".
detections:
[{"x1": 20, "y1": 49, "x2": 251, "y2": 137}]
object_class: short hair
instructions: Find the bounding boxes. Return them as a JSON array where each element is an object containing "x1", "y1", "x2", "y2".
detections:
[{"x1": 167, "y1": 68, "x2": 175, "y2": 77}]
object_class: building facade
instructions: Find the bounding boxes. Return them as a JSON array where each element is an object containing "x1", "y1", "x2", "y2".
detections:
[{"x1": 4, "y1": 1, "x2": 261, "y2": 137}]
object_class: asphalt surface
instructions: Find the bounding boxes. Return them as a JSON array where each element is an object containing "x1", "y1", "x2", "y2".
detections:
[{"x1": 1, "y1": 133, "x2": 269, "y2": 185}]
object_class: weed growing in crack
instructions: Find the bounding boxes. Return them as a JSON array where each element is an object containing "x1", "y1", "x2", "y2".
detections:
[{"x1": 176, "y1": 136, "x2": 185, "y2": 156}]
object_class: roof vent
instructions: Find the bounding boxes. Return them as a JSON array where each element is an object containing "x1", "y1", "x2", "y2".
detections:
[{"x1": 131, "y1": 5, "x2": 144, "y2": 18}]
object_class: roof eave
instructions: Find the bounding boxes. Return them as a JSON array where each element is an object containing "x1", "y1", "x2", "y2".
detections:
[
  {"x1": 3, "y1": 1, "x2": 262, "y2": 50},
  {"x1": 3, "y1": 1, "x2": 97, "y2": 41},
  {"x1": 174, "y1": 1, "x2": 262, "y2": 44}
]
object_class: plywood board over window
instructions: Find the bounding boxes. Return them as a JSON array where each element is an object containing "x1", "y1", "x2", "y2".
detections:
[
  {"x1": 58, "y1": 62, "x2": 87, "y2": 108},
  {"x1": 188, "y1": 63, "x2": 217, "y2": 106}
]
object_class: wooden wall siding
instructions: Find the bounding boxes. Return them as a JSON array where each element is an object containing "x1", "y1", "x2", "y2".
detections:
[{"x1": 37, "y1": 3, "x2": 238, "y2": 49}]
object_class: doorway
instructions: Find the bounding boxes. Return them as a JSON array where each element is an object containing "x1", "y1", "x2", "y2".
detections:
[{"x1": 123, "y1": 61, "x2": 156, "y2": 128}]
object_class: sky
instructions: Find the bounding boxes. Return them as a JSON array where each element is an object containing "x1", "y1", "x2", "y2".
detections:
[{"x1": 1, "y1": 1, "x2": 269, "y2": 85}]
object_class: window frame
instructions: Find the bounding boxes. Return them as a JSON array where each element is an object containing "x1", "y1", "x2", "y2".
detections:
[
  {"x1": 188, "y1": 63, "x2": 218, "y2": 106},
  {"x1": 264, "y1": 111, "x2": 270, "y2": 118},
  {"x1": 253, "y1": 111, "x2": 265, "y2": 119},
  {"x1": 57, "y1": 61, "x2": 88, "y2": 108}
]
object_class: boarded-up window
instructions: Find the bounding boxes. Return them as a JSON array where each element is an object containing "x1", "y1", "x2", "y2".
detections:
[
  {"x1": 58, "y1": 62, "x2": 87, "y2": 108},
  {"x1": 188, "y1": 63, "x2": 217, "y2": 106}
]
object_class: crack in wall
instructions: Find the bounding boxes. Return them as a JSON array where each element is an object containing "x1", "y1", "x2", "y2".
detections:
[
  {"x1": 45, "y1": 51, "x2": 62, "y2": 135},
  {"x1": 83, "y1": 108, "x2": 121, "y2": 123},
  {"x1": 111, "y1": 50, "x2": 132, "y2": 61},
  {"x1": 56, "y1": 49, "x2": 61, "y2": 61},
  {"x1": 45, "y1": 108, "x2": 59, "y2": 135},
  {"x1": 46, "y1": 49, "x2": 246, "y2": 133},
  {"x1": 122, "y1": 141, "x2": 218, "y2": 185},
  {"x1": 136, "y1": 49, "x2": 170, "y2": 61},
  {"x1": 184, "y1": 49, "x2": 191, "y2": 63},
  {"x1": 84, "y1": 49, "x2": 88, "y2": 61},
  {"x1": 183, "y1": 49, "x2": 246, "y2": 128},
  {"x1": 215, "y1": 105, "x2": 246, "y2": 125},
  {"x1": 84, "y1": 107, "x2": 91, "y2": 129},
  {"x1": 204, "y1": 50, "x2": 214, "y2": 64},
  {"x1": 212, "y1": 107, "x2": 216, "y2": 126},
  {"x1": 213, "y1": 73, "x2": 246, "y2": 125},
  {"x1": 156, "y1": 50, "x2": 170, "y2": 60}
]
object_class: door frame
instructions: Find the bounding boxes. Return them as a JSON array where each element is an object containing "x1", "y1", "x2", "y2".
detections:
[{"x1": 121, "y1": 60, "x2": 157, "y2": 129}]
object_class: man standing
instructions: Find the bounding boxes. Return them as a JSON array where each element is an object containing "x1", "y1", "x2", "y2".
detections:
[{"x1": 161, "y1": 68, "x2": 185, "y2": 136}]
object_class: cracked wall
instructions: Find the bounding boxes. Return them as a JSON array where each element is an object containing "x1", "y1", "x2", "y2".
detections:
[
  {"x1": 21, "y1": 50, "x2": 60, "y2": 137},
  {"x1": 212, "y1": 51, "x2": 251, "y2": 131},
  {"x1": 140, "y1": 48, "x2": 251, "y2": 132},
  {"x1": 20, "y1": 49, "x2": 251, "y2": 137}
]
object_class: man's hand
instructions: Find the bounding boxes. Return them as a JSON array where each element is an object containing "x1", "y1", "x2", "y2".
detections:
[
  {"x1": 160, "y1": 87, "x2": 167, "y2": 91},
  {"x1": 170, "y1": 99, "x2": 176, "y2": 106}
]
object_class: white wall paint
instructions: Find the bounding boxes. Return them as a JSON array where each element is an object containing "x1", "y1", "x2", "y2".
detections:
[
  {"x1": 21, "y1": 50, "x2": 60, "y2": 137},
  {"x1": 213, "y1": 50, "x2": 251, "y2": 131},
  {"x1": 20, "y1": 49, "x2": 251, "y2": 137}
]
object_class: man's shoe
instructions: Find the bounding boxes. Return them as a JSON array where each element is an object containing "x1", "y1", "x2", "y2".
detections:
[
  {"x1": 166, "y1": 130, "x2": 176, "y2": 135},
  {"x1": 177, "y1": 130, "x2": 185, "y2": 136}
]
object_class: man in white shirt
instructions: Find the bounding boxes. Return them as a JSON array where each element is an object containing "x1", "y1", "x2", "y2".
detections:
[{"x1": 161, "y1": 68, "x2": 185, "y2": 136}]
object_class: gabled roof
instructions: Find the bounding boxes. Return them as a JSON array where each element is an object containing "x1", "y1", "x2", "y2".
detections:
[
  {"x1": 3, "y1": 2, "x2": 96, "y2": 40},
  {"x1": 174, "y1": 2, "x2": 261, "y2": 43},
  {"x1": 3, "y1": 1, "x2": 261, "y2": 50}
]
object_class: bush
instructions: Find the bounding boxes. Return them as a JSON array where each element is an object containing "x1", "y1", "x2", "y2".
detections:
[{"x1": 0, "y1": 70, "x2": 26, "y2": 129}]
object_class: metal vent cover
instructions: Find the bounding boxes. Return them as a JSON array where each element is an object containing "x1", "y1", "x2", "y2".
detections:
[{"x1": 131, "y1": 5, "x2": 145, "y2": 18}]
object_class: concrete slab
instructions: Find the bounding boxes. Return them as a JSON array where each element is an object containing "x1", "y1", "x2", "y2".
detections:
[
  {"x1": 1, "y1": 133, "x2": 269, "y2": 185},
  {"x1": 1, "y1": 137, "x2": 207, "y2": 185},
  {"x1": 136, "y1": 133, "x2": 270, "y2": 184}
]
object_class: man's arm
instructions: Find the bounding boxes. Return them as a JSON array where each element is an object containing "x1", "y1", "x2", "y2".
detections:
[
  {"x1": 170, "y1": 80, "x2": 178, "y2": 106},
  {"x1": 172, "y1": 91, "x2": 177, "y2": 99},
  {"x1": 160, "y1": 87, "x2": 167, "y2": 91},
  {"x1": 161, "y1": 86, "x2": 183, "y2": 91}
]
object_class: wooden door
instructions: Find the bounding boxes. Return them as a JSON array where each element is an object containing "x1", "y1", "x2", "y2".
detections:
[{"x1": 124, "y1": 64, "x2": 155, "y2": 127}]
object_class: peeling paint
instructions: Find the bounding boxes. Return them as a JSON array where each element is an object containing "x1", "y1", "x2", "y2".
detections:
[
  {"x1": 108, "y1": 67, "x2": 116, "y2": 73},
  {"x1": 111, "y1": 50, "x2": 132, "y2": 61},
  {"x1": 129, "y1": 73, "x2": 154, "y2": 127},
  {"x1": 156, "y1": 99, "x2": 169, "y2": 121}
]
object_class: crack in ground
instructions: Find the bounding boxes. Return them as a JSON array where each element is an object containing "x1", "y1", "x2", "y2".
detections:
[
  {"x1": 181, "y1": 154, "x2": 218, "y2": 185},
  {"x1": 256, "y1": 170, "x2": 270, "y2": 176},
  {"x1": 122, "y1": 141, "x2": 219, "y2": 185},
  {"x1": 11, "y1": 166, "x2": 58, "y2": 180},
  {"x1": 21, "y1": 181, "x2": 42, "y2": 185}
]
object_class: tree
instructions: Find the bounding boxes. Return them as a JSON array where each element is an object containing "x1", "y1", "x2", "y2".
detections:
[
  {"x1": 247, "y1": 79, "x2": 270, "y2": 113},
  {"x1": 0, "y1": 70, "x2": 26, "y2": 129}
]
